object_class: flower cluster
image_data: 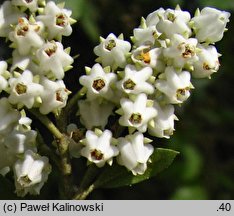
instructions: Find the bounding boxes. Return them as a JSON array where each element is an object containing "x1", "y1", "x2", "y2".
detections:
[
  {"x1": 0, "y1": 98, "x2": 51, "y2": 196},
  {"x1": 1, "y1": 0, "x2": 75, "y2": 114},
  {"x1": 78, "y1": 6, "x2": 230, "y2": 175},
  {"x1": 0, "y1": 0, "x2": 75, "y2": 196},
  {"x1": 0, "y1": 0, "x2": 230, "y2": 197}
]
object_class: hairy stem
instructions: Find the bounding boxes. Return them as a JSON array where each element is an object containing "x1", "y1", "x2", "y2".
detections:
[
  {"x1": 28, "y1": 109, "x2": 74, "y2": 198},
  {"x1": 29, "y1": 109, "x2": 63, "y2": 139},
  {"x1": 36, "y1": 130, "x2": 60, "y2": 166},
  {"x1": 73, "y1": 184, "x2": 95, "y2": 200}
]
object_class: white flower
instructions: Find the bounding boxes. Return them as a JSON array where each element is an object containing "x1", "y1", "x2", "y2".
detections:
[
  {"x1": 0, "y1": 1, "x2": 25, "y2": 37},
  {"x1": 8, "y1": 70, "x2": 44, "y2": 109},
  {"x1": 145, "y1": 8, "x2": 165, "y2": 26},
  {"x1": 13, "y1": 150, "x2": 51, "y2": 197},
  {"x1": 37, "y1": 1, "x2": 74, "y2": 40},
  {"x1": 131, "y1": 46, "x2": 165, "y2": 71},
  {"x1": 0, "y1": 61, "x2": 9, "y2": 92},
  {"x1": 0, "y1": 108, "x2": 35, "y2": 174},
  {"x1": 18, "y1": 114, "x2": 33, "y2": 132},
  {"x1": 191, "y1": 7, "x2": 230, "y2": 43},
  {"x1": 148, "y1": 102, "x2": 178, "y2": 138},
  {"x1": 118, "y1": 93, "x2": 157, "y2": 132},
  {"x1": 0, "y1": 128, "x2": 37, "y2": 171},
  {"x1": 78, "y1": 99, "x2": 114, "y2": 130},
  {"x1": 156, "y1": 7, "x2": 192, "y2": 39},
  {"x1": 9, "y1": 17, "x2": 44, "y2": 56},
  {"x1": 11, "y1": 50, "x2": 31, "y2": 72},
  {"x1": 79, "y1": 63, "x2": 117, "y2": 100},
  {"x1": 4, "y1": 129, "x2": 37, "y2": 155},
  {"x1": 10, "y1": 50, "x2": 41, "y2": 74},
  {"x1": 155, "y1": 67, "x2": 193, "y2": 104},
  {"x1": 80, "y1": 129, "x2": 119, "y2": 167},
  {"x1": 94, "y1": 33, "x2": 131, "y2": 69},
  {"x1": 117, "y1": 64, "x2": 154, "y2": 95},
  {"x1": 117, "y1": 132, "x2": 154, "y2": 175},
  {"x1": 39, "y1": 77, "x2": 71, "y2": 114},
  {"x1": 11, "y1": 0, "x2": 42, "y2": 12},
  {"x1": 163, "y1": 34, "x2": 198, "y2": 68},
  {"x1": 36, "y1": 41, "x2": 73, "y2": 79},
  {"x1": 192, "y1": 44, "x2": 220, "y2": 78},
  {"x1": 0, "y1": 97, "x2": 20, "y2": 135},
  {"x1": 132, "y1": 25, "x2": 158, "y2": 46}
]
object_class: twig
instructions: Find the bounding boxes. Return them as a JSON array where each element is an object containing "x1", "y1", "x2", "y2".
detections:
[
  {"x1": 28, "y1": 108, "x2": 74, "y2": 198},
  {"x1": 29, "y1": 109, "x2": 63, "y2": 139},
  {"x1": 73, "y1": 184, "x2": 95, "y2": 200}
]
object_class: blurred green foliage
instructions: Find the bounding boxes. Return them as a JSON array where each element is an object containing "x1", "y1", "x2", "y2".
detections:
[{"x1": 199, "y1": 0, "x2": 234, "y2": 10}]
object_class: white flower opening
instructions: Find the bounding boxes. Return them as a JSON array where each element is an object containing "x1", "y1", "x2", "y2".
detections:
[
  {"x1": 80, "y1": 130, "x2": 119, "y2": 167},
  {"x1": 118, "y1": 93, "x2": 157, "y2": 132}
]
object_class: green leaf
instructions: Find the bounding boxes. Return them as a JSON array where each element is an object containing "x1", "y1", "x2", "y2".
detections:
[{"x1": 95, "y1": 148, "x2": 179, "y2": 188}]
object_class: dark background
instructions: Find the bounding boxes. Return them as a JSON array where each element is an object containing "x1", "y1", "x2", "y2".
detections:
[{"x1": 0, "y1": 0, "x2": 233, "y2": 199}]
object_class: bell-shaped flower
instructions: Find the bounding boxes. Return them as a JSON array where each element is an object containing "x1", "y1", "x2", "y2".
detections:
[
  {"x1": 117, "y1": 132, "x2": 154, "y2": 175},
  {"x1": 163, "y1": 34, "x2": 198, "y2": 68},
  {"x1": 0, "y1": 128, "x2": 38, "y2": 172},
  {"x1": 117, "y1": 64, "x2": 154, "y2": 95},
  {"x1": 11, "y1": 50, "x2": 31, "y2": 72},
  {"x1": 9, "y1": 17, "x2": 44, "y2": 56},
  {"x1": 156, "y1": 7, "x2": 192, "y2": 39},
  {"x1": 13, "y1": 150, "x2": 51, "y2": 197},
  {"x1": 132, "y1": 25, "x2": 158, "y2": 46},
  {"x1": 145, "y1": 8, "x2": 165, "y2": 26},
  {"x1": 0, "y1": 97, "x2": 21, "y2": 135},
  {"x1": 94, "y1": 33, "x2": 131, "y2": 69},
  {"x1": 192, "y1": 44, "x2": 220, "y2": 78},
  {"x1": 10, "y1": 49, "x2": 41, "y2": 75},
  {"x1": 191, "y1": 7, "x2": 230, "y2": 43},
  {"x1": 17, "y1": 114, "x2": 33, "y2": 132},
  {"x1": 0, "y1": 1, "x2": 25, "y2": 37},
  {"x1": 78, "y1": 99, "x2": 114, "y2": 130},
  {"x1": 8, "y1": 70, "x2": 44, "y2": 109},
  {"x1": 80, "y1": 129, "x2": 119, "y2": 167},
  {"x1": 148, "y1": 102, "x2": 178, "y2": 138},
  {"x1": 131, "y1": 46, "x2": 165, "y2": 71},
  {"x1": 118, "y1": 93, "x2": 157, "y2": 132},
  {"x1": 0, "y1": 61, "x2": 9, "y2": 92},
  {"x1": 79, "y1": 63, "x2": 117, "y2": 101},
  {"x1": 39, "y1": 77, "x2": 71, "y2": 114},
  {"x1": 37, "y1": 1, "x2": 75, "y2": 40},
  {"x1": 155, "y1": 67, "x2": 193, "y2": 104},
  {"x1": 36, "y1": 40, "x2": 74, "y2": 79},
  {"x1": 12, "y1": 0, "x2": 43, "y2": 12},
  {"x1": 4, "y1": 129, "x2": 37, "y2": 155}
]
